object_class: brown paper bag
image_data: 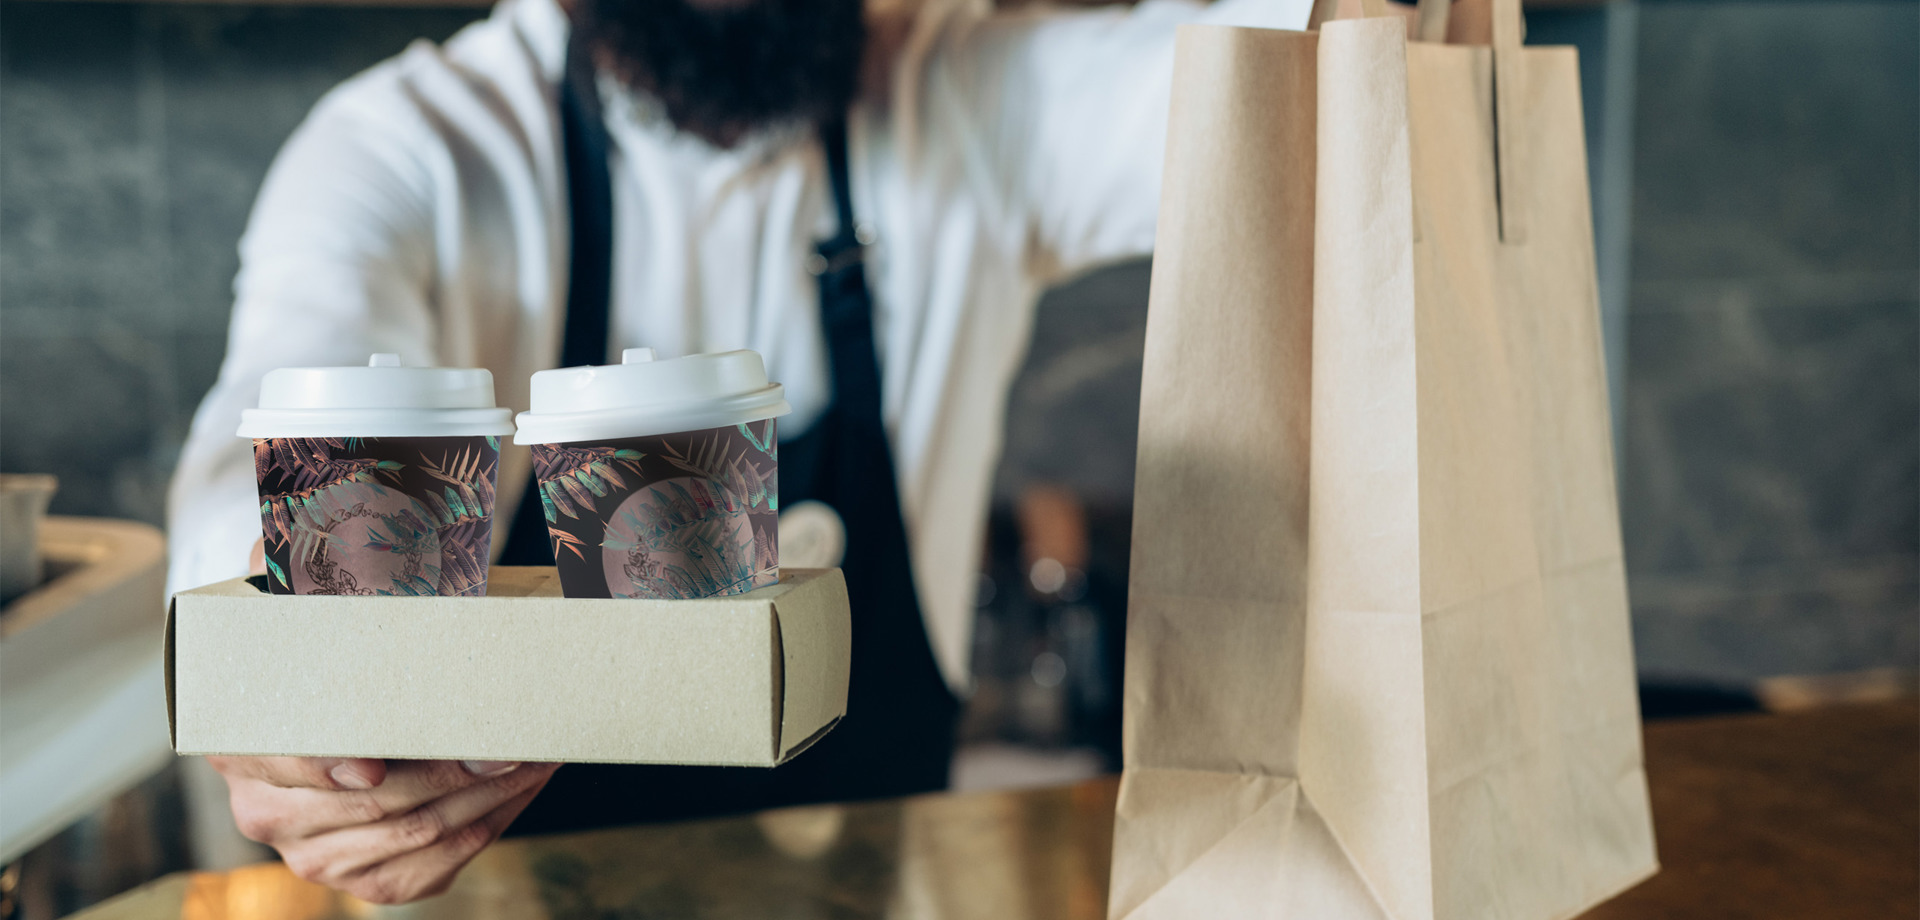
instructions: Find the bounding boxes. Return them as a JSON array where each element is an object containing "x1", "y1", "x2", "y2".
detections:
[{"x1": 1110, "y1": 1, "x2": 1658, "y2": 917}]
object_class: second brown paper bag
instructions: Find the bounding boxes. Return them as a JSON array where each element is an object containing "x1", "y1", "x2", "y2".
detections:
[{"x1": 1110, "y1": 2, "x2": 1658, "y2": 918}]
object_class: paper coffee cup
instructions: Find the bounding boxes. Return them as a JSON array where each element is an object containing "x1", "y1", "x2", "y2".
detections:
[
  {"x1": 514, "y1": 348, "x2": 792, "y2": 599},
  {"x1": 238, "y1": 354, "x2": 515, "y2": 596}
]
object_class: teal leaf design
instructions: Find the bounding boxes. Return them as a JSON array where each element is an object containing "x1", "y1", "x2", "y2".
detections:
[
  {"x1": 736, "y1": 422, "x2": 777, "y2": 458},
  {"x1": 542, "y1": 480, "x2": 580, "y2": 519},
  {"x1": 255, "y1": 435, "x2": 496, "y2": 598},
  {"x1": 438, "y1": 537, "x2": 486, "y2": 596},
  {"x1": 557, "y1": 474, "x2": 595, "y2": 514},
  {"x1": 531, "y1": 445, "x2": 644, "y2": 520},
  {"x1": 605, "y1": 477, "x2": 765, "y2": 599},
  {"x1": 442, "y1": 485, "x2": 471, "y2": 523}
]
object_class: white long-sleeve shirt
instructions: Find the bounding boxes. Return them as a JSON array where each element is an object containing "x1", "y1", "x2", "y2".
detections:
[{"x1": 166, "y1": 0, "x2": 1309, "y2": 689}]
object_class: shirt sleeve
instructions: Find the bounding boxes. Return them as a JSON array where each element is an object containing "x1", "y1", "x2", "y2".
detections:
[
  {"x1": 164, "y1": 83, "x2": 440, "y2": 597},
  {"x1": 932, "y1": 0, "x2": 1314, "y2": 283}
]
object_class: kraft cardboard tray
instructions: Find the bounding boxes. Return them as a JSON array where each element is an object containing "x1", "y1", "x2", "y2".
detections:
[{"x1": 165, "y1": 567, "x2": 849, "y2": 767}]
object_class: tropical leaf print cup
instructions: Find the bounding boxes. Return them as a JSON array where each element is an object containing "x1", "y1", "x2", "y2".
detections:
[
  {"x1": 238, "y1": 355, "x2": 516, "y2": 596},
  {"x1": 515, "y1": 349, "x2": 792, "y2": 600},
  {"x1": 252, "y1": 436, "x2": 501, "y2": 596}
]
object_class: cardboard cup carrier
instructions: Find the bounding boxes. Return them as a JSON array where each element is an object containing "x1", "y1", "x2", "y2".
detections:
[
  {"x1": 177, "y1": 350, "x2": 847, "y2": 766},
  {"x1": 515, "y1": 348, "x2": 791, "y2": 600},
  {"x1": 238, "y1": 354, "x2": 514, "y2": 596}
]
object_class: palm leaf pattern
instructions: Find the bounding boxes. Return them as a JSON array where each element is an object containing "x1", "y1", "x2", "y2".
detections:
[
  {"x1": 256, "y1": 438, "x2": 409, "y2": 580},
  {"x1": 532, "y1": 447, "x2": 645, "y2": 521},
  {"x1": 255, "y1": 438, "x2": 405, "y2": 546},
  {"x1": 264, "y1": 556, "x2": 290, "y2": 590},
  {"x1": 661, "y1": 434, "x2": 776, "y2": 513},
  {"x1": 415, "y1": 446, "x2": 497, "y2": 596},
  {"x1": 531, "y1": 423, "x2": 777, "y2": 597},
  {"x1": 531, "y1": 446, "x2": 644, "y2": 562},
  {"x1": 254, "y1": 436, "x2": 498, "y2": 596},
  {"x1": 737, "y1": 420, "x2": 777, "y2": 460},
  {"x1": 601, "y1": 478, "x2": 766, "y2": 598},
  {"x1": 359, "y1": 505, "x2": 442, "y2": 597}
]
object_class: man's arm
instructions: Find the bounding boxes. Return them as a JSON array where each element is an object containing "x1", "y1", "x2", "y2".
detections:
[
  {"x1": 168, "y1": 77, "x2": 547, "y2": 905},
  {"x1": 167, "y1": 88, "x2": 442, "y2": 599},
  {"x1": 955, "y1": 0, "x2": 1468, "y2": 283},
  {"x1": 927, "y1": 0, "x2": 1311, "y2": 284}
]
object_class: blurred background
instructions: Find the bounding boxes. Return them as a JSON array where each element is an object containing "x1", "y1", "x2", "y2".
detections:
[{"x1": 1, "y1": 0, "x2": 1914, "y2": 915}]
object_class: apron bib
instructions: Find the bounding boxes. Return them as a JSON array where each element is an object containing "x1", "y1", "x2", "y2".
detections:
[{"x1": 501, "y1": 35, "x2": 958, "y2": 832}]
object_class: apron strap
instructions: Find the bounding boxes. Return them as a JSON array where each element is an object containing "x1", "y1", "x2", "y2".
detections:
[
  {"x1": 557, "y1": 32, "x2": 616, "y2": 369},
  {"x1": 497, "y1": 33, "x2": 613, "y2": 566},
  {"x1": 505, "y1": 99, "x2": 955, "y2": 834},
  {"x1": 770, "y1": 117, "x2": 959, "y2": 803}
]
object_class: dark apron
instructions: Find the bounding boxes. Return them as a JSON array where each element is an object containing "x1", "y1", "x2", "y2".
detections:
[{"x1": 499, "y1": 37, "x2": 959, "y2": 834}]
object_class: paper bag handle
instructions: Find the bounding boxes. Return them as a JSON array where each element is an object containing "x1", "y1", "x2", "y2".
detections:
[
  {"x1": 1413, "y1": 0, "x2": 1450, "y2": 42},
  {"x1": 1489, "y1": 0, "x2": 1527, "y2": 242},
  {"x1": 1310, "y1": 0, "x2": 1528, "y2": 243},
  {"x1": 1306, "y1": 0, "x2": 1395, "y2": 30}
]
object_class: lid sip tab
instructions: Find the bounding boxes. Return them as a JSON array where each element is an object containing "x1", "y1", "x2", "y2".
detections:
[
  {"x1": 237, "y1": 354, "x2": 516, "y2": 439},
  {"x1": 514, "y1": 348, "x2": 791, "y2": 446}
]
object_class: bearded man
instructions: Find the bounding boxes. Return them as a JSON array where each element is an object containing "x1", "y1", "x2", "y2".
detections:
[{"x1": 167, "y1": 0, "x2": 1323, "y2": 903}]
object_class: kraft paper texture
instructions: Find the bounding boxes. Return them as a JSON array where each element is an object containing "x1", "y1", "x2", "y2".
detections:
[{"x1": 1110, "y1": 5, "x2": 1657, "y2": 918}]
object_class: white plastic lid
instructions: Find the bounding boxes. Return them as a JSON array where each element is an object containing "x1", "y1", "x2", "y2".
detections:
[
  {"x1": 237, "y1": 354, "x2": 516, "y2": 438},
  {"x1": 514, "y1": 348, "x2": 791, "y2": 445}
]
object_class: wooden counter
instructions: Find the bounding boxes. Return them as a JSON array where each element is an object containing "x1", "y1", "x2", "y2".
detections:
[{"x1": 72, "y1": 701, "x2": 1918, "y2": 919}]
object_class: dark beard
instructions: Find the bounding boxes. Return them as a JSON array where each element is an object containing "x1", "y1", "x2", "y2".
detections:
[{"x1": 577, "y1": 0, "x2": 866, "y2": 148}]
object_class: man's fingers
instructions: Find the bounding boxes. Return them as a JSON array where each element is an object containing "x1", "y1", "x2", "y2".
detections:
[
  {"x1": 334, "y1": 778, "x2": 551, "y2": 905},
  {"x1": 349, "y1": 760, "x2": 519, "y2": 822},
  {"x1": 208, "y1": 756, "x2": 387, "y2": 791},
  {"x1": 260, "y1": 759, "x2": 517, "y2": 840},
  {"x1": 222, "y1": 758, "x2": 523, "y2": 845},
  {"x1": 294, "y1": 763, "x2": 558, "y2": 880}
]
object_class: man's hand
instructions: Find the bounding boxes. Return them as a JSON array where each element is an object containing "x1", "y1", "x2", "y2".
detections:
[{"x1": 207, "y1": 756, "x2": 559, "y2": 904}]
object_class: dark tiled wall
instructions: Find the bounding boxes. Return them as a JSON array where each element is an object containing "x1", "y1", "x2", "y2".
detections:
[
  {"x1": 1621, "y1": 0, "x2": 1919, "y2": 680},
  {"x1": 1, "y1": 0, "x2": 1914, "y2": 683},
  {"x1": 0, "y1": 1, "x2": 484, "y2": 524}
]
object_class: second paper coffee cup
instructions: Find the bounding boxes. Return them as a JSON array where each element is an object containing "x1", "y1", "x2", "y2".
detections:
[
  {"x1": 514, "y1": 348, "x2": 792, "y2": 599},
  {"x1": 238, "y1": 354, "x2": 515, "y2": 596}
]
